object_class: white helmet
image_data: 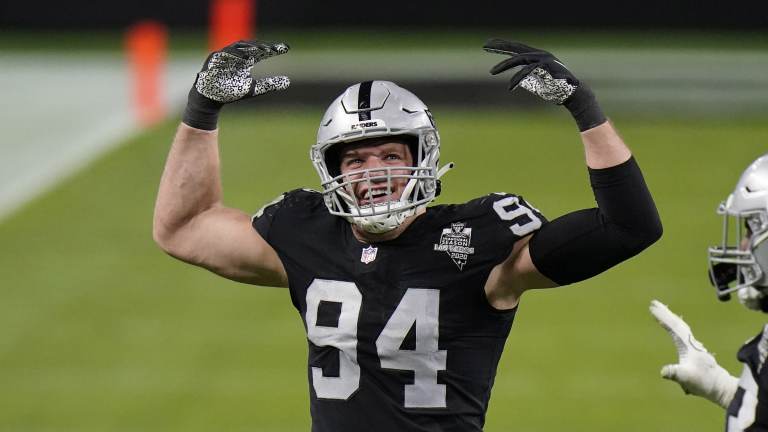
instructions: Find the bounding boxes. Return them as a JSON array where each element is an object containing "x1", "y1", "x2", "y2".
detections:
[
  {"x1": 310, "y1": 81, "x2": 453, "y2": 234},
  {"x1": 708, "y1": 153, "x2": 768, "y2": 310}
]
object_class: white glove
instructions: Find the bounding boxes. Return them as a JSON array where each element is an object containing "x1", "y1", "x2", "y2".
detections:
[{"x1": 649, "y1": 299, "x2": 739, "y2": 409}]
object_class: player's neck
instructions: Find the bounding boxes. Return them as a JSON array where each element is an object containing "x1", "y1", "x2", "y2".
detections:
[{"x1": 350, "y1": 208, "x2": 425, "y2": 243}]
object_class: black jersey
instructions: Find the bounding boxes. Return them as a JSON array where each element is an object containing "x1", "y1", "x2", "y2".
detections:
[
  {"x1": 727, "y1": 325, "x2": 768, "y2": 432},
  {"x1": 252, "y1": 189, "x2": 546, "y2": 432}
]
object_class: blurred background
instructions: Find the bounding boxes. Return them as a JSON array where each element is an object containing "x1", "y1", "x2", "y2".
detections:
[{"x1": 1, "y1": 1, "x2": 767, "y2": 431}]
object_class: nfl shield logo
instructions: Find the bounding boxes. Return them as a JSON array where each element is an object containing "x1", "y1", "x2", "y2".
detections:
[{"x1": 360, "y1": 246, "x2": 378, "y2": 264}]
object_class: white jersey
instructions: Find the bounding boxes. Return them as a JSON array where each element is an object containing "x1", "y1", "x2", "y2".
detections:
[{"x1": 727, "y1": 324, "x2": 768, "y2": 431}]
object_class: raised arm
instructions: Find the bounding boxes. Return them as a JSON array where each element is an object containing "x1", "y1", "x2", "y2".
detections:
[
  {"x1": 153, "y1": 41, "x2": 291, "y2": 287},
  {"x1": 482, "y1": 39, "x2": 662, "y2": 308}
]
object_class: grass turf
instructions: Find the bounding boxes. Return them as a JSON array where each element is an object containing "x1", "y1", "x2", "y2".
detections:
[{"x1": 1, "y1": 108, "x2": 766, "y2": 431}]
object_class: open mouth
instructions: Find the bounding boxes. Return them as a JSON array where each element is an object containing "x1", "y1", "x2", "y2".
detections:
[{"x1": 359, "y1": 188, "x2": 395, "y2": 206}]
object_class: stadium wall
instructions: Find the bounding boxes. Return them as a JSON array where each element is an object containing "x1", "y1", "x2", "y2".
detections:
[{"x1": 2, "y1": 0, "x2": 766, "y2": 29}]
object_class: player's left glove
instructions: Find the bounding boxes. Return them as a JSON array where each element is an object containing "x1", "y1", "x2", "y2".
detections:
[
  {"x1": 483, "y1": 38, "x2": 607, "y2": 132},
  {"x1": 183, "y1": 40, "x2": 291, "y2": 131},
  {"x1": 649, "y1": 299, "x2": 739, "y2": 409}
]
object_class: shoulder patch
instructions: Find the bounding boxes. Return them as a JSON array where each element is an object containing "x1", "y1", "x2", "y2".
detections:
[{"x1": 432, "y1": 221, "x2": 475, "y2": 271}]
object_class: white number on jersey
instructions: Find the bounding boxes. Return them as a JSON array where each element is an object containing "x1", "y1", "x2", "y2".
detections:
[
  {"x1": 305, "y1": 279, "x2": 362, "y2": 400},
  {"x1": 305, "y1": 283, "x2": 446, "y2": 407},
  {"x1": 376, "y1": 288, "x2": 447, "y2": 408},
  {"x1": 492, "y1": 195, "x2": 542, "y2": 236}
]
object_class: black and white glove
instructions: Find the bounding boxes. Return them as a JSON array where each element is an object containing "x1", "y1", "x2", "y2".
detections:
[
  {"x1": 183, "y1": 40, "x2": 291, "y2": 131},
  {"x1": 649, "y1": 299, "x2": 738, "y2": 409},
  {"x1": 483, "y1": 38, "x2": 606, "y2": 132}
]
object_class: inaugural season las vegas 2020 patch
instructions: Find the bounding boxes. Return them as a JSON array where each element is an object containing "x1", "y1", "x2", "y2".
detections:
[{"x1": 433, "y1": 222, "x2": 475, "y2": 270}]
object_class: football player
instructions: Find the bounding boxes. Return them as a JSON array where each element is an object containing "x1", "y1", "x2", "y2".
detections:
[
  {"x1": 651, "y1": 154, "x2": 768, "y2": 431},
  {"x1": 154, "y1": 39, "x2": 662, "y2": 431}
]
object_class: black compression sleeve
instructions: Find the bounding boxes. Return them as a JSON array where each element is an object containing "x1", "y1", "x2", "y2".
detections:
[{"x1": 528, "y1": 156, "x2": 662, "y2": 285}]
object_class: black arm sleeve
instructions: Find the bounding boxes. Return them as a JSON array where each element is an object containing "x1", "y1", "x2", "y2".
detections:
[{"x1": 528, "y1": 156, "x2": 662, "y2": 285}]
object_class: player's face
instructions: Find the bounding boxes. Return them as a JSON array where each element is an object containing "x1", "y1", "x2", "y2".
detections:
[
  {"x1": 741, "y1": 224, "x2": 754, "y2": 251},
  {"x1": 339, "y1": 139, "x2": 414, "y2": 207}
]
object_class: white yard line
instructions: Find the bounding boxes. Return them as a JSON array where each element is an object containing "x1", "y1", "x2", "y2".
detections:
[
  {"x1": 0, "y1": 112, "x2": 135, "y2": 220},
  {"x1": 0, "y1": 53, "x2": 196, "y2": 221}
]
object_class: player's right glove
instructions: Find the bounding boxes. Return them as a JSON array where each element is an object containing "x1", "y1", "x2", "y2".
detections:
[
  {"x1": 649, "y1": 299, "x2": 739, "y2": 409},
  {"x1": 483, "y1": 39, "x2": 607, "y2": 132},
  {"x1": 183, "y1": 40, "x2": 291, "y2": 131}
]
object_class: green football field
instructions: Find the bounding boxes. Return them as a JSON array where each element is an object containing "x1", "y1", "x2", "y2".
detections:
[{"x1": 1, "y1": 107, "x2": 767, "y2": 431}]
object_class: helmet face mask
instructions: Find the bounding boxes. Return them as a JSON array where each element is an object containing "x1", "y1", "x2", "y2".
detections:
[
  {"x1": 708, "y1": 154, "x2": 768, "y2": 309},
  {"x1": 310, "y1": 81, "x2": 450, "y2": 234},
  {"x1": 708, "y1": 209, "x2": 768, "y2": 297}
]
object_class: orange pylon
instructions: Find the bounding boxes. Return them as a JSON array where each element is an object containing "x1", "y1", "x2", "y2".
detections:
[
  {"x1": 209, "y1": 0, "x2": 255, "y2": 51},
  {"x1": 126, "y1": 21, "x2": 167, "y2": 127}
]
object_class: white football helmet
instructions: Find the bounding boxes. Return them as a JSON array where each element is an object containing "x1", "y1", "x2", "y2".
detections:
[
  {"x1": 708, "y1": 153, "x2": 768, "y2": 309},
  {"x1": 310, "y1": 81, "x2": 453, "y2": 234}
]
